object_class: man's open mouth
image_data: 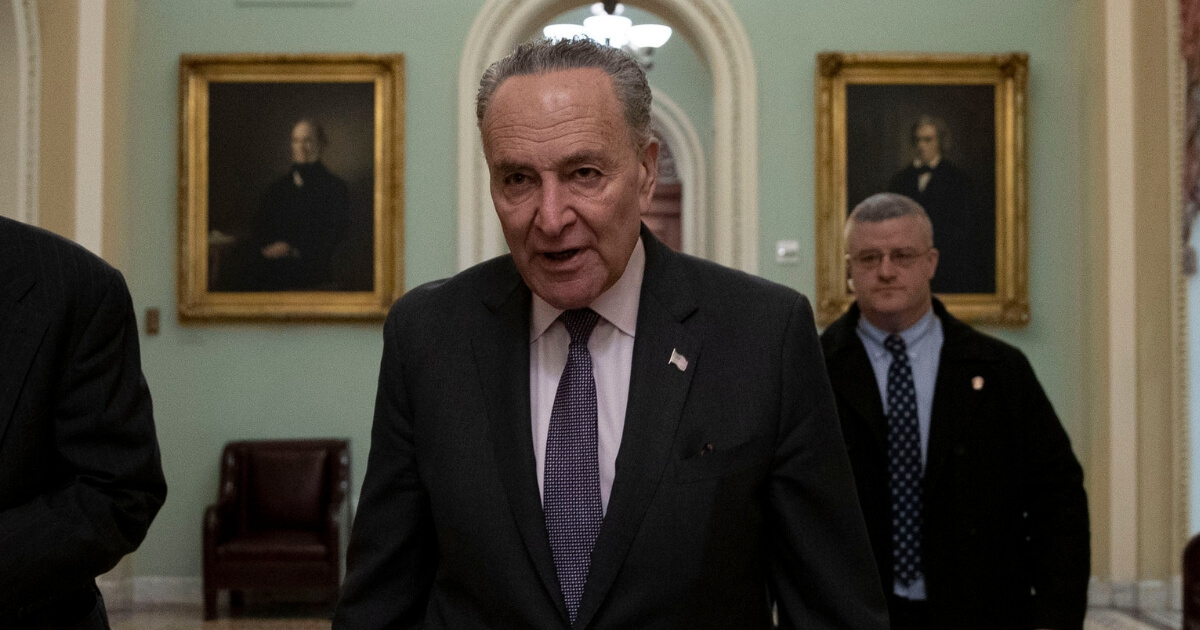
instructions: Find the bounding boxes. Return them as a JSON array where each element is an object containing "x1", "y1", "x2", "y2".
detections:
[{"x1": 544, "y1": 248, "x2": 581, "y2": 261}]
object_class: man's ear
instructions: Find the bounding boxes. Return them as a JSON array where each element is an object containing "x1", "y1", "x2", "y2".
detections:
[
  {"x1": 639, "y1": 138, "x2": 660, "y2": 200},
  {"x1": 927, "y1": 247, "x2": 939, "y2": 281}
]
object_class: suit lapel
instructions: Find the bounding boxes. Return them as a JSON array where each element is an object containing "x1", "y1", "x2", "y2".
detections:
[
  {"x1": 828, "y1": 343, "x2": 888, "y2": 457},
  {"x1": 574, "y1": 231, "x2": 700, "y2": 629},
  {"x1": 471, "y1": 271, "x2": 568, "y2": 620},
  {"x1": 0, "y1": 267, "x2": 44, "y2": 450},
  {"x1": 824, "y1": 308, "x2": 888, "y2": 458}
]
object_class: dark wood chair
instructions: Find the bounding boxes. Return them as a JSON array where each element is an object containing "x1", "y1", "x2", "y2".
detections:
[{"x1": 203, "y1": 439, "x2": 350, "y2": 620}]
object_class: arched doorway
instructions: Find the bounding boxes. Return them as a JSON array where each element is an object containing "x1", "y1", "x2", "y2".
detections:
[
  {"x1": 0, "y1": 0, "x2": 40, "y2": 224},
  {"x1": 456, "y1": 0, "x2": 757, "y2": 272}
]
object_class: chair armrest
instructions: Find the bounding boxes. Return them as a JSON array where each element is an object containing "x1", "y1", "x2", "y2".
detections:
[
  {"x1": 204, "y1": 504, "x2": 222, "y2": 559},
  {"x1": 204, "y1": 499, "x2": 236, "y2": 550}
]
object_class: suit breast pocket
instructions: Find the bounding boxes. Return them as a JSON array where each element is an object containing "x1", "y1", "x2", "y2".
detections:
[{"x1": 674, "y1": 437, "x2": 770, "y2": 484}]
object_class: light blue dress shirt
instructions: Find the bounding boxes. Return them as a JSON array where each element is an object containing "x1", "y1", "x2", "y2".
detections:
[{"x1": 855, "y1": 307, "x2": 944, "y2": 601}]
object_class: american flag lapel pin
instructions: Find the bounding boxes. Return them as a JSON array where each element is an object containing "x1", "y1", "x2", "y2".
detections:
[{"x1": 668, "y1": 348, "x2": 688, "y2": 372}]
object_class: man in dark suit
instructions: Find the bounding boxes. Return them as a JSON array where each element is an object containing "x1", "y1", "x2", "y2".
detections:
[
  {"x1": 0, "y1": 217, "x2": 167, "y2": 629},
  {"x1": 821, "y1": 193, "x2": 1089, "y2": 630},
  {"x1": 887, "y1": 115, "x2": 994, "y2": 294},
  {"x1": 333, "y1": 38, "x2": 886, "y2": 630}
]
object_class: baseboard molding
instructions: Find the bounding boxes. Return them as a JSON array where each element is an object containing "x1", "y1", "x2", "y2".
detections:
[
  {"x1": 126, "y1": 576, "x2": 203, "y2": 606},
  {"x1": 95, "y1": 575, "x2": 133, "y2": 610},
  {"x1": 1088, "y1": 576, "x2": 1182, "y2": 611}
]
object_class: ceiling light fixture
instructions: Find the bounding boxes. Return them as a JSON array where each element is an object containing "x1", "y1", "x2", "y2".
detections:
[{"x1": 543, "y1": 2, "x2": 672, "y2": 70}]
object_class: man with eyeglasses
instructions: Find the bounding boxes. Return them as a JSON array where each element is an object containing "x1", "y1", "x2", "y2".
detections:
[{"x1": 820, "y1": 192, "x2": 1089, "y2": 630}]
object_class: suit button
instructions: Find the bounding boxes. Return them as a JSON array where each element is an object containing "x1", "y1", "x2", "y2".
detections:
[{"x1": 953, "y1": 444, "x2": 966, "y2": 456}]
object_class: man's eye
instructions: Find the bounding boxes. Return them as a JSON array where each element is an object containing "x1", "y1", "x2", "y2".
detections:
[
  {"x1": 575, "y1": 167, "x2": 601, "y2": 179},
  {"x1": 505, "y1": 173, "x2": 530, "y2": 186}
]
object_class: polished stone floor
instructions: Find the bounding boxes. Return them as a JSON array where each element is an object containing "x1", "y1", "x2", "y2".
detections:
[{"x1": 106, "y1": 606, "x2": 1181, "y2": 629}]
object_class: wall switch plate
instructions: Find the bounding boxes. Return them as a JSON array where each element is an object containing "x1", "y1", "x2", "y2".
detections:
[
  {"x1": 775, "y1": 240, "x2": 800, "y2": 264},
  {"x1": 145, "y1": 308, "x2": 160, "y2": 336}
]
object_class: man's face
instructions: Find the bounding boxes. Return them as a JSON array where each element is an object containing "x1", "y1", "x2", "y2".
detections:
[
  {"x1": 291, "y1": 121, "x2": 322, "y2": 164},
  {"x1": 846, "y1": 215, "x2": 938, "y2": 333},
  {"x1": 481, "y1": 68, "x2": 658, "y2": 310},
  {"x1": 915, "y1": 123, "x2": 940, "y2": 164}
]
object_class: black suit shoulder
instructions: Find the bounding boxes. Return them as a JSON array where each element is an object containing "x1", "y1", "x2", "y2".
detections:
[
  {"x1": 387, "y1": 255, "x2": 522, "y2": 326},
  {"x1": 0, "y1": 216, "x2": 124, "y2": 285},
  {"x1": 0, "y1": 217, "x2": 132, "y2": 344},
  {"x1": 639, "y1": 237, "x2": 807, "y2": 337},
  {"x1": 934, "y1": 301, "x2": 1036, "y2": 370}
]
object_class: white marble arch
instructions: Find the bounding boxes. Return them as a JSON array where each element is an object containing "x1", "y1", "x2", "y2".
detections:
[
  {"x1": 456, "y1": 0, "x2": 758, "y2": 272},
  {"x1": 650, "y1": 88, "x2": 705, "y2": 256},
  {"x1": 8, "y1": 0, "x2": 39, "y2": 225}
]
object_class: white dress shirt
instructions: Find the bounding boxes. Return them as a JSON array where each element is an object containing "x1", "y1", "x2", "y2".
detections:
[
  {"x1": 913, "y1": 155, "x2": 941, "y2": 193},
  {"x1": 529, "y1": 238, "x2": 644, "y2": 515}
]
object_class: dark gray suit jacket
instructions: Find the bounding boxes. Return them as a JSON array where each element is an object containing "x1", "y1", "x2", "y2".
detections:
[
  {"x1": 0, "y1": 217, "x2": 167, "y2": 628},
  {"x1": 335, "y1": 228, "x2": 887, "y2": 629}
]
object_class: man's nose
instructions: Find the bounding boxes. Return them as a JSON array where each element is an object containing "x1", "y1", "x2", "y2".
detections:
[
  {"x1": 534, "y1": 179, "x2": 573, "y2": 234},
  {"x1": 876, "y1": 254, "x2": 900, "y2": 277}
]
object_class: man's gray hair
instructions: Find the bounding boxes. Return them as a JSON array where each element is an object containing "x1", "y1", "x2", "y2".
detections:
[
  {"x1": 476, "y1": 38, "x2": 653, "y2": 148},
  {"x1": 845, "y1": 193, "x2": 935, "y2": 245}
]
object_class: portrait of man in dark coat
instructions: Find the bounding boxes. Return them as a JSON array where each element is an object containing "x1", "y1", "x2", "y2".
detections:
[
  {"x1": 247, "y1": 119, "x2": 351, "y2": 291},
  {"x1": 887, "y1": 115, "x2": 994, "y2": 294},
  {"x1": 204, "y1": 80, "x2": 377, "y2": 295}
]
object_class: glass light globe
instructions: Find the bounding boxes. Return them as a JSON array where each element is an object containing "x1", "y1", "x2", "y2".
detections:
[
  {"x1": 628, "y1": 24, "x2": 672, "y2": 49},
  {"x1": 583, "y1": 14, "x2": 632, "y2": 48},
  {"x1": 543, "y1": 24, "x2": 587, "y2": 41}
]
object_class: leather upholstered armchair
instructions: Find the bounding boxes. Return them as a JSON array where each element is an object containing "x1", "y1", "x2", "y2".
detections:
[{"x1": 203, "y1": 439, "x2": 350, "y2": 620}]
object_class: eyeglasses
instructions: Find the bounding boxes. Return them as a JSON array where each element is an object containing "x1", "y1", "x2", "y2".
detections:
[{"x1": 846, "y1": 248, "x2": 932, "y2": 269}]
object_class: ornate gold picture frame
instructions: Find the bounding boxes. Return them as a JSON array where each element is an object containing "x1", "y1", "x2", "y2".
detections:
[
  {"x1": 178, "y1": 53, "x2": 404, "y2": 320},
  {"x1": 814, "y1": 52, "x2": 1028, "y2": 326}
]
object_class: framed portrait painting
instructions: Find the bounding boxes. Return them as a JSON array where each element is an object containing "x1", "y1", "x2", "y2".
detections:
[
  {"x1": 177, "y1": 53, "x2": 404, "y2": 320},
  {"x1": 814, "y1": 52, "x2": 1029, "y2": 326}
]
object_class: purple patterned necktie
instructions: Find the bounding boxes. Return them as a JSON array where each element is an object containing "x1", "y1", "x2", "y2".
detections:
[
  {"x1": 885, "y1": 333, "x2": 924, "y2": 587},
  {"x1": 544, "y1": 308, "x2": 603, "y2": 623}
]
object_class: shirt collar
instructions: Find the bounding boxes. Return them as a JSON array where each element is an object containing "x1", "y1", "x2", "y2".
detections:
[
  {"x1": 857, "y1": 305, "x2": 937, "y2": 360},
  {"x1": 530, "y1": 236, "x2": 645, "y2": 342}
]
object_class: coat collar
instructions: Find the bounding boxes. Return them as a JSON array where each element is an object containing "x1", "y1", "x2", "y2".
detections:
[{"x1": 823, "y1": 297, "x2": 989, "y2": 491}]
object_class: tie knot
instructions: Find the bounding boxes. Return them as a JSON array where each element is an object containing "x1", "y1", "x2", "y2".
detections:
[
  {"x1": 884, "y1": 333, "x2": 907, "y2": 358},
  {"x1": 560, "y1": 308, "x2": 600, "y2": 346}
]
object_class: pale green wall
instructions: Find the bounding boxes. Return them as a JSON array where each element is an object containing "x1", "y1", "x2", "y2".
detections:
[{"x1": 123, "y1": 1, "x2": 1088, "y2": 578}]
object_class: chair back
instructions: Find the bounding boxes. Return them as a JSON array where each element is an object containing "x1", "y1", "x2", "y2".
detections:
[{"x1": 218, "y1": 439, "x2": 349, "y2": 533}]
